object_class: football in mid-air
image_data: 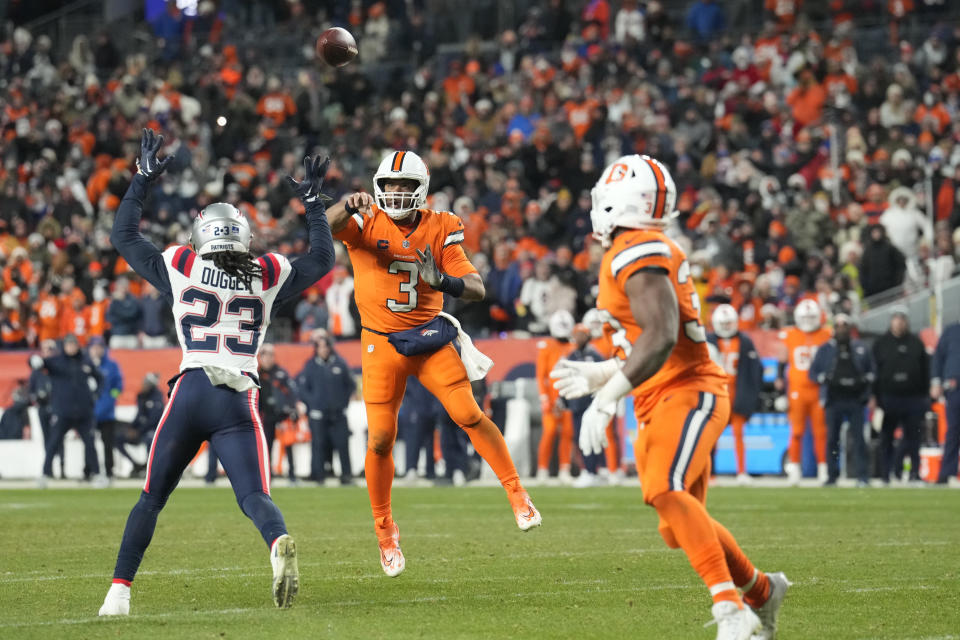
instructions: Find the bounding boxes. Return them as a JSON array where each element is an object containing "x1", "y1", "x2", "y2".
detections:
[{"x1": 316, "y1": 27, "x2": 358, "y2": 67}]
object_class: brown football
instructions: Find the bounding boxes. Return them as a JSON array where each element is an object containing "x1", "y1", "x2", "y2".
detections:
[{"x1": 316, "y1": 27, "x2": 358, "y2": 68}]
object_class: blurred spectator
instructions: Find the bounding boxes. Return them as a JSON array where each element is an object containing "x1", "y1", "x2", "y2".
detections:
[
  {"x1": 881, "y1": 187, "x2": 932, "y2": 274},
  {"x1": 295, "y1": 288, "x2": 329, "y2": 343},
  {"x1": 810, "y1": 315, "x2": 876, "y2": 487},
  {"x1": 873, "y1": 309, "x2": 929, "y2": 485},
  {"x1": 257, "y1": 343, "x2": 298, "y2": 476},
  {"x1": 89, "y1": 336, "x2": 123, "y2": 483},
  {"x1": 28, "y1": 340, "x2": 62, "y2": 476},
  {"x1": 519, "y1": 258, "x2": 553, "y2": 334},
  {"x1": 296, "y1": 335, "x2": 355, "y2": 484},
  {"x1": 686, "y1": 0, "x2": 726, "y2": 42},
  {"x1": 859, "y1": 225, "x2": 906, "y2": 298},
  {"x1": 117, "y1": 373, "x2": 163, "y2": 477},
  {"x1": 139, "y1": 282, "x2": 170, "y2": 349},
  {"x1": 33, "y1": 334, "x2": 102, "y2": 485},
  {"x1": 930, "y1": 322, "x2": 960, "y2": 485},
  {"x1": 106, "y1": 278, "x2": 142, "y2": 349},
  {"x1": 0, "y1": 379, "x2": 30, "y2": 440},
  {"x1": 325, "y1": 266, "x2": 356, "y2": 339}
]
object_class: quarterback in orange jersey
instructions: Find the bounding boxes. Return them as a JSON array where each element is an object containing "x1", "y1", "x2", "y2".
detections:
[
  {"x1": 551, "y1": 155, "x2": 789, "y2": 640},
  {"x1": 536, "y1": 310, "x2": 576, "y2": 482},
  {"x1": 708, "y1": 305, "x2": 764, "y2": 483},
  {"x1": 779, "y1": 299, "x2": 831, "y2": 484},
  {"x1": 326, "y1": 150, "x2": 540, "y2": 577}
]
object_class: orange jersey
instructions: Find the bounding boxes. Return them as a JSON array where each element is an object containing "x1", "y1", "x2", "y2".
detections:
[
  {"x1": 33, "y1": 293, "x2": 61, "y2": 342},
  {"x1": 88, "y1": 299, "x2": 109, "y2": 337},
  {"x1": 334, "y1": 205, "x2": 477, "y2": 334},
  {"x1": 715, "y1": 335, "x2": 741, "y2": 385},
  {"x1": 779, "y1": 326, "x2": 831, "y2": 394},
  {"x1": 596, "y1": 228, "x2": 727, "y2": 417},
  {"x1": 536, "y1": 338, "x2": 574, "y2": 405}
]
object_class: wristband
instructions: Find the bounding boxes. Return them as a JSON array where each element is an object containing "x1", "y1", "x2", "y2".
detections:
[
  {"x1": 345, "y1": 202, "x2": 359, "y2": 216},
  {"x1": 436, "y1": 273, "x2": 465, "y2": 297}
]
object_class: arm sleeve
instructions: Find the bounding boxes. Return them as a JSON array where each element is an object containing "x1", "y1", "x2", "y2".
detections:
[
  {"x1": 610, "y1": 240, "x2": 673, "y2": 289},
  {"x1": 275, "y1": 203, "x2": 336, "y2": 306},
  {"x1": 332, "y1": 211, "x2": 365, "y2": 247},
  {"x1": 110, "y1": 174, "x2": 172, "y2": 299},
  {"x1": 439, "y1": 217, "x2": 477, "y2": 278}
]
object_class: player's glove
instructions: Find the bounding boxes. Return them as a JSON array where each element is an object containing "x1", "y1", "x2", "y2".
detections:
[
  {"x1": 550, "y1": 358, "x2": 621, "y2": 399},
  {"x1": 137, "y1": 128, "x2": 173, "y2": 181},
  {"x1": 579, "y1": 397, "x2": 615, "y2": 456},
  {"x1": 285, "y1": 155, "x2": 333, "y2": 206},
  {"x1": 415, "y1": 245, "x2": 442, "y2": 288}
]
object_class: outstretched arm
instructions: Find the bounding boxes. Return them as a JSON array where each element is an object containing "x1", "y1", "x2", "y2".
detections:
[
  {"x1": 276, "y1": 156, "x2": 336, "y2": 304},
  {"x1": 110, "y1": 130, "x2": 173, "y2": 298}
]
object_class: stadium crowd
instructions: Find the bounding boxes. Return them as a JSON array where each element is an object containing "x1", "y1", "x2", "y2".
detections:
[{"x1": 2, "y1": 0, "x2": 960, "y2": 350}]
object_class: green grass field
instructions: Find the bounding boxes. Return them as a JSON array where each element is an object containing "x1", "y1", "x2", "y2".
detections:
[{"x1": 1, "y1": 485, "x2": 958, "y2": 639}]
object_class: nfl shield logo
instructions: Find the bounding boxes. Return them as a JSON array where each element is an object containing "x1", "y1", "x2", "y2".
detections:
[{"x1": 402, "y1": 240, "x2": 410, "y2": 248}]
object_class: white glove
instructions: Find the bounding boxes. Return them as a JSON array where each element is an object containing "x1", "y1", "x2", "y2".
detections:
[
  {"x1": 29, "y1": 354, "x2": 44, "y2": 370},
  {"x1": 580, "y1": 398, "x2": 615, "y2": 456},
  {"x1": 550, "y1": 358, "x2": 620, "y2": 399}
]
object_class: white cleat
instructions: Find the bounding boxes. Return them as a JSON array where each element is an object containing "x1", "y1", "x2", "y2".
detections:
[
  {"x1": 270, "y1": 534, "x2": 299, "y2": 608},
  {"x1": 377, "y1": 522, "x2": 405, "y2": 577},
  {"x1": 736, "y1": 473, "x2": 752, "y2": 486},
  {"x1": 816, "y1": 463, "x2": 828, "y2": 483},
  {"x1": 558, "y1": 469, "x2": 573, "y2": 485},
  {"x1": 709, "y1": 601, "x2": 761, "y2": 640},
  {"x1": 608, "y1": 468, "x2": 625, "y2": 486},
  {"x1": 535, "y1": 468, "x2": 549, "y2": 483},
  {"x1": 784, "y1": 463, "x2": 801, "y2": 486},
  {"x1": 573, "y1": 471, "x2": 601, "y2": 488},
  {"x1": 510, "y1": 491, "x2": 542, "y2": 531},
  {"x1": 452, "y1": 469, "x2": 467, "y2": 487},
  {"x1": 750, "y1": 572, "x2": 791, "y2": 640},
  {"x1": 98, "y1": 582, "x2": 131, "y2": 616}
]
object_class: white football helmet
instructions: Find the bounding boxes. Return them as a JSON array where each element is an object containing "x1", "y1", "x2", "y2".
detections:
[
  {"x1": 190, "y1": 202, "x2": 252, "y2": 256},
  {"x1": 373, "y1": 150, "x2": 430, "y2": 219},
  {"x1": 794, "y1": 299, "x2": 822, "y2": 333},
  {"x1": 712, "y1": 304, "x2": 739, "y2": 339},
  {"x1": 581, "y1": 308, "x2": 604, "y2": 339},
  {"x1": 590, "y1": 154, "x2": 677, "y2": 247},
  {"x1": 548, "y1": 310, "x2": 575, "y2": 340}
]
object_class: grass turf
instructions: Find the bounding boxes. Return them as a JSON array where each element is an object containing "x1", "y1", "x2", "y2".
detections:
[{"x1": 0, "y1": 485, "x2": 958, "y2": 639}]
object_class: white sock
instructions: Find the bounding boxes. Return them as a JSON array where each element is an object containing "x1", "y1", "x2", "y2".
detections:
[{"x1": 108, "y1": 582, "x2": 131, "y2": 599}]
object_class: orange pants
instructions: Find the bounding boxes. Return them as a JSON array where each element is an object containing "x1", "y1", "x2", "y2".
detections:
[
  {"x1": 538, "y1": 409, "x2": 573, "y2": 471},
  {"x1": 361, "y1": 331, "x2": 483, "y2": 452},
  {"x1": 635, "y1": 386, "x2": 730, "y2": 505},
  {"x1": 730, "y1": 413, "x2": 748, "y2": 475},
  {"x1": 604, "y1": 420, "x2": 620, "y2": 472},
  {"x1": 787, "y1": 389, "x2": 826, "y2": 464}
]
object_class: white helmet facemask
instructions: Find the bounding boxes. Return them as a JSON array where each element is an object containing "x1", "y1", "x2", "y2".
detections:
[{"x1": 373, "y1": 150, "x2": 430, "y2": 220}]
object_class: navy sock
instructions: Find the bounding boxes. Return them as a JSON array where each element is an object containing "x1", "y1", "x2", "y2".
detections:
[
  {"x1": 239, "y1": 492, "x2": 288, "y2": 547},
  {"x1": 113, "y1": 491, "x2": 167, "y2": 582}
]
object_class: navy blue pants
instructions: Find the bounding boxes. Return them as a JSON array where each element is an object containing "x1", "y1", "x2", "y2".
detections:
[
  {"x1": 938, "y1": 389, "x2": 960, "y2": 482},
  {"x1": 572, "y1": 408, "x2": 604, "y2": 474},
  {"x1": 825, "y1": 400, "x2": 868, "y2": 483},
  {"x1": 401, "y1": 409, "x2": 436, "y2": 478},
  {"x1": 309, "y1": 414, "x2": 352, "y2": 482},
  {"x1": 878, "y1": 395, "x2": 927, "y2": 482},
  {"x1": 440, "y1": 416, "x2": 470, "y2": 478},
  {"x1": 111, "y1": 369, "x2": 286, "y2": 583},
  {"x1": 43, "y1": 414, "x2": 98, "y2": 478}
]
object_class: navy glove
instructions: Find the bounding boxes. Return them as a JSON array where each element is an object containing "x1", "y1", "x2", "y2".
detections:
[
  {"x1": 285, "y1": 155, "x2": 333, "y2": 206},
  {"x1": 137, "y1": 128, "x2": 173, "y2": 181}
]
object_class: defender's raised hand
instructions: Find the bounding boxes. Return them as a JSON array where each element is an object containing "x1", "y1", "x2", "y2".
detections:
[
  {"x1": 137, "y1": 128, "x2": 173, "y2": 181},
  {"x1": 415, "y1": 245, "x2": 443, "y2": 289},
  {"x1": 285, "y1": 155, "x2": 333, "y2": 205}
]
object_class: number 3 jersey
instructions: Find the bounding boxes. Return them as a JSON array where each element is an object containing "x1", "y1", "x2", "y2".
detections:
[
  {"x1": 162, "y1": 245, "x2": 292, "y2": 377},
  {"x1": 333, "y1": 204, "x2": 476, "y2": 333},
  {"x1": 596, "y1": 228, "x2": 727, "y2": 417}
]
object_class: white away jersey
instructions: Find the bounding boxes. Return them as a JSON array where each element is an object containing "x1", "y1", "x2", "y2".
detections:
[{"x1": 162, "y1": 246, "x2": 292, "y2": 376}]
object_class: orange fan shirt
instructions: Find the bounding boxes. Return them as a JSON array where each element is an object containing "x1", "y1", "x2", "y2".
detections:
[
  {"x1": 596, "y1": 228, "x2": 728, "y2": 418},
  {"x1": 333, "y1": 205, "x2": 476, "y2": 334}
]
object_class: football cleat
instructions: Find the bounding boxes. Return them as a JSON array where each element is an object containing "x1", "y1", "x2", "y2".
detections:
[
  {"x1": 709, "y1": 601, "x2": 761, "y2": 640},
  {"x1": 270, "y1": 534, "x2": 300, "y2": 608},
  {"x1": 736, "y1": 473, "x2": 752, "y2": 486},
  {"x1": 377, "y1": 521, "x2": 405, "y2": 577},
  {"x1": 784, "y1": 463, "x2": 801, "y2": 486},
  {"x1": 98, "y1": 583, "x2": 131, "y2": 616},
  {"x1": 510, "y1": 491, "x2": 542, "y2": 531},
  {"x1": 750, "y1": 572, "x2": 792, "y2": 640}
]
